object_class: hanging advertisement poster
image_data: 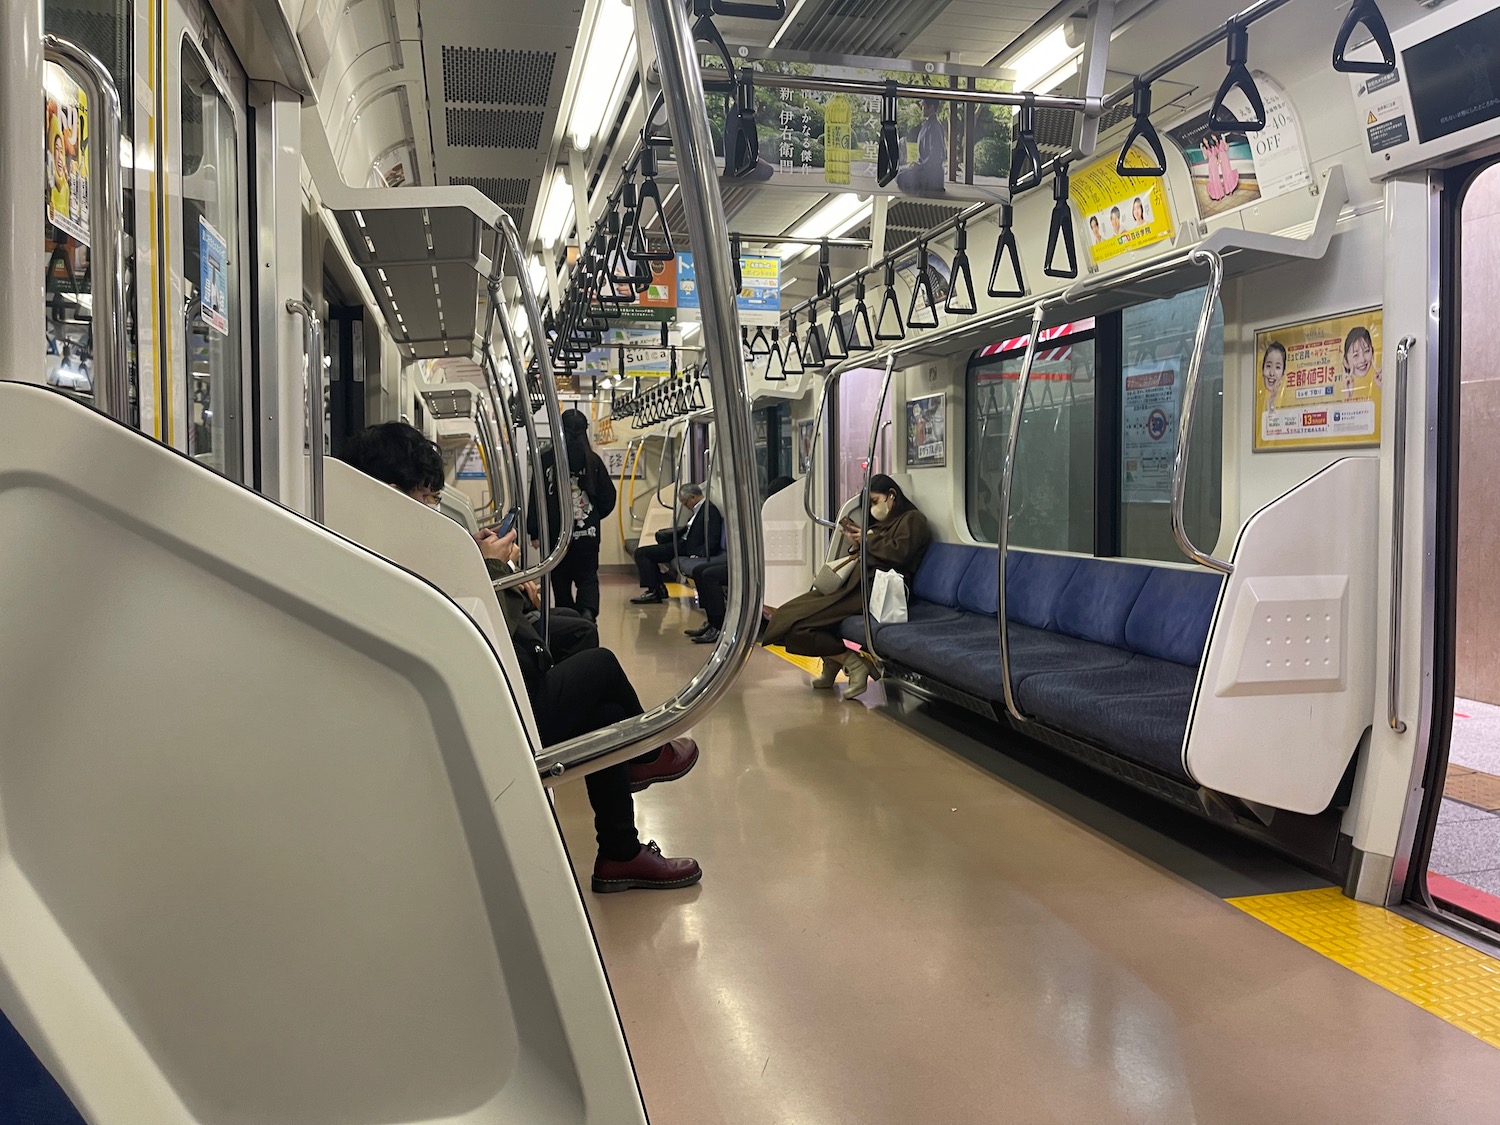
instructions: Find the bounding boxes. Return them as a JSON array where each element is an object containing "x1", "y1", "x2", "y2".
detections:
[
  {"x1": 583, "y1": 325, "x2": 684, "y2": 379},
  {"x1": 44, "y1": 64, "x2": 91, "y2": 247},
  {"x1": 1167, "y1": 71, "x2": 1312, "y2": 220},
  {"x1": 199, "y1": 217, "x2": 230, "y2": 336},
  {"x1": 677, "y1": 252, "x2": 782, "y2": 326},
  {"x1": 1072, "y1": 145, "x2": 1175, "y2": 265},
  {"x1": 703, "y1": 59, "x2": 1013, "y2": 203},
  {"x1": 593, "y1": 256, "x2": 678, "y2": 325},
  {"x1": 1255, "y1": 308, "x2": 1383, "y2": 452},
  {"x1": 904, "y1": 393, "x2": 946, "y2": 468},
  {"x1": 1121, "y1": 359, "x2": 1181, "y2": 504}
]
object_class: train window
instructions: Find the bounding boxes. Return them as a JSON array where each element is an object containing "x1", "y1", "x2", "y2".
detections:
[
  {"x1": 835, "y1": 366, "x2": 894, "y2": 506},
  {"x1": 966, "y1": 323, "x2": 1097, "y2": 550},
  {"x1": 180, "y1": 43, "x2": 244, "y2": 480},
  {"x1": 1119, "y1": 287, "x2": 1224, "y2": 561}
]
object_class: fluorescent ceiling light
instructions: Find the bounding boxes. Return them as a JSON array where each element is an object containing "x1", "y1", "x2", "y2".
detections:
[
  {"x1": 1010, "y1": 26, "x2": 1082, "y2": 94},
  {"x1": 528, "y1": 257, "x2": 548, "y2": 298},
  {"x1": 767, "y1": 0, "x2": 815, "y2": 50},
  {"x1": 538, "y1": 168, "x2": 575, "y2": 248},
  {"x1": 774, "y1": 193, "x2": 872, "y2": 263},
  {"x1": 568, "y1": 0, "x2": 637, "y2": 153}
]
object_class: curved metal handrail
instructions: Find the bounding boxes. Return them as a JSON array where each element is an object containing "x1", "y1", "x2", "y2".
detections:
[
  {"x1": 858, "y1": 355, "x2": 898, "y2": 663},
  {"x1": 803, "y1": 370, "x2": 840, "y2": 533},
  {"x1": 1166, "y1": 249, "x2": 1231, "y2": 574},
  {"x1": 995, "y1": 301, "x2": 1051, "y2": 724},
  {"x1": 536, "y1": 0, "x2": 765, "y2": 782}
]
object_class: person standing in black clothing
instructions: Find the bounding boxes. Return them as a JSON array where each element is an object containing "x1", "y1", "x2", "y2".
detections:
[
  {"x1": 529, "y1": 408, "x2": 615, "y2": 621},
  {"x1": 631, "y1": 484, "x2": 724, "y2": 604}
]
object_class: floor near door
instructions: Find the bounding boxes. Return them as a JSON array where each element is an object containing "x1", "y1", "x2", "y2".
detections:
[{"x1": 1431, "y1": 698, "x2": 1500, "y2": 921}]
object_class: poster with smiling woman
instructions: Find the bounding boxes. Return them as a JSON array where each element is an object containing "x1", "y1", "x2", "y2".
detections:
[{"x1": 1254, "y1": 308, "x2": 1383, "y2": 452}]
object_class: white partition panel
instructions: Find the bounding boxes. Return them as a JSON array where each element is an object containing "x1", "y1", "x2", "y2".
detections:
[
  {"x1": 1186, "y1": 459, "x2": 1379, "y2": 814},
  {"x1": 323, "y1": 458, "x2": 542, "y2": 748},
  {"x1": 762, "y1": 480, "x2": 814, "y2": 609},
  {"x1": 0, "y1": 384, "x2": 645, "y2": 1125}
]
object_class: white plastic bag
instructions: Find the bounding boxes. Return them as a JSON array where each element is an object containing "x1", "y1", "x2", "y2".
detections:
[{"x1": 870, "y1": 569, "x2": 909, "y2": 624}]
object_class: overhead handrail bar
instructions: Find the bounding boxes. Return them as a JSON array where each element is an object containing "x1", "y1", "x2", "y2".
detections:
[
  {"x1": 706, "y1": 68, "x2": 1091, "y2": 113},
  {"x1": 536, "y1": 0, "x2": 765, "y2": 783},
  {"x1": 1165, "y1": 249, "x2": 1231, "y2": 573},
  {"x1": 1388, "y1": 336, "x2": 1416, "y2": 734},
  {"x1": 858, "y1": 355, "x2": 899, "y2": 662},
  {"x1": 45, "y1": 36, "x2": 128, "y2": 425},
  {"x1": 286, "y1": 300, "x2": 325, "y2": 523},
  {"x1": 776, "y1": 0, "x2": 1299, "y2": 327}
]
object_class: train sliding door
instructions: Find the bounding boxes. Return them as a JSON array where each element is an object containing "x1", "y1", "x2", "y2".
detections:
[
  {"x1": 1407, "y1": 158, "x2": 1500, "y2": 941},
  {"x1": 161, "y1": 0, "x2": 251, "y2": 481}
]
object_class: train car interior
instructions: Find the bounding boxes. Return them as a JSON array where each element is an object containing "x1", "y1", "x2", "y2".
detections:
[{"x1": 9, "y1": 0, "x2": 1500, "y2": 1121}]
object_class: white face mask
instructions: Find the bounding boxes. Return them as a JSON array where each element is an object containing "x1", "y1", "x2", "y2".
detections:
[{"x1": 871, "y1": 499, "x2": 893, "y2": 522}]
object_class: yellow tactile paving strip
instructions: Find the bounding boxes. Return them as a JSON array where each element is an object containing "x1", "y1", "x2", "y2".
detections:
[
  {"x1": 765, "y1": 646, "x2": 822, "y2": 675},
  {"x1": 1444, "y1": 765, "x2": 1500, "y2": 811},
  {"x1": 1231, "y1": 887, "x2": 1500, "y2": 1048}
]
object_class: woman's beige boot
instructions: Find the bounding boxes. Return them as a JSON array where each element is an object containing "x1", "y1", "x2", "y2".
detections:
[
  {"x1": 842, "y1": 653, "x2": 874, "y2": 699},
  {"x1": 811, "y1": 657, "x2": 841, "y2": 689}
]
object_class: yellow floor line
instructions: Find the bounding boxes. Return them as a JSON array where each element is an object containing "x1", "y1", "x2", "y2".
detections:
[
  {"x1": 1230, "y1": 887, "x2": 1500, "y2": 1048},
  {"x1": 664, "y1": 582, "x2": 696, "y2": 600},
  {"x1": 765, "y1": 646, "x2": 823, "y2": 676}
]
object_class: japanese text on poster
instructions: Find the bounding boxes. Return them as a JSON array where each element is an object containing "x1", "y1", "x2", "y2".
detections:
[
  {"x1": 1254, "y1": 308, "x2": 1383, "y2": 451},
  {"x1": 199, "y1": 217, "x2": 230, "y2": 336},
  {"x1": 905, "y1": 393, "x2": 946, "y2": 468},
  {"x1": 1122, "y1": 360, "x2": 1180, "y2": 504},
  {"x1": 677, "y1": 252, "x2": 781, "y2": 326},
  {"x1": 1072, "y1": 145, "x2": 1175, "y2": 265},
  {"x1": 1168, "y1": 72, "x2": 1311, "y2": 220},
  {"x1": 44, "y1": 64, "x2": 91, "y2": 247}
]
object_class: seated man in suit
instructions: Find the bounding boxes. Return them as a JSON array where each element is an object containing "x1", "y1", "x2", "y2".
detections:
[{"x1": 631, "y1": 483, "x2": 724, "y2": 605}]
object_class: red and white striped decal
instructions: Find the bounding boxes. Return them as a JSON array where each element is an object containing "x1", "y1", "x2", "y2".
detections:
[{"x1": 976, "y1": 318, "x2": 1095, "y2": 360}]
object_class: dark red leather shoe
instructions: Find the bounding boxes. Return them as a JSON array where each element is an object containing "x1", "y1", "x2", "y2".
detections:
[
  {"x1": 592, "y1": 841, "x2": 702, "y2": 893},
  {"x1": 627, "y1": 738, "x2": 700, "y2": 793}
]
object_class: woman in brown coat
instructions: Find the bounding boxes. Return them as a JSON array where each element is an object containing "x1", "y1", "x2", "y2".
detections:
[{"x1": 763, "y1": 474, "x2": 931, "y2": 698}]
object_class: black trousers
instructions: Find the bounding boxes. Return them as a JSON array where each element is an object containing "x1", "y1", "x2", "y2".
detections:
[
  {"x1": 633, "y1": 541, "x2": 678, "y2": 590},
  {"x1": 552, "y1": 536, "x2": 601, "y2": 619},
  {"x1": 697, "y1": 561, "x2": 729, "y2": 629},
  {"x1": 532, "y1": 648, "x2": 658, "y2": 862}
]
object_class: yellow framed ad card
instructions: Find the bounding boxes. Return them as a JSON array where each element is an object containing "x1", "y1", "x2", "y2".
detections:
[
  {"x1": 1254, "y1": 307, "x2": 1383, "y2": 452},
  {"x1": 1071, "y1": 144, "x2": 1174, "y2": 265}
]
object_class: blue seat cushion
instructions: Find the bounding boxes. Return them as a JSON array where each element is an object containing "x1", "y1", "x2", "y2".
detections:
[
  {"x1": 1006, "y1": 551, "x2": 1082, "y2": 630},
  {"x1": 1124, "y1": 567, "x2": 1223, "y2": 667},
  {"x1": 911, "y1": 542, "x2": 979, "y2": 608},
  {"x1": 840, "y1": 600, "x2": 964, "y2": 646},
  {"x1": 1052, "y1": 559, "x2": 1152, "y2": 648},
  {"x1": 1015, "y1": 654, "x2": 1199, "y2": 780},
  {"x1": 956, "y1": 547, "x2": 1000, "y2": 616},
  {"x1": 1, "y1": 1009, "x2": 86, "y2": 1124}
]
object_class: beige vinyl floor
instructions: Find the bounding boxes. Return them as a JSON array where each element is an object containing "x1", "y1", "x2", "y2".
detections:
[{"x1": 551, "y1": 581, "x2": 1500, "y2": 1125}]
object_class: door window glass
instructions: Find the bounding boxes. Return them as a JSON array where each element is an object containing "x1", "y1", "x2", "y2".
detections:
[
  {"x1": 1120, "y1": 288, "x2": 1224, "y2": 561},
  {"x1": 181, "y1": 44, "x2": 243, "y2": 479},
  {"x1": 966, "y1": 323, "x2": 1097, "y2": 549},
  {"x1": 835, "y1": 367, "x2": 893, "y2": 507}
]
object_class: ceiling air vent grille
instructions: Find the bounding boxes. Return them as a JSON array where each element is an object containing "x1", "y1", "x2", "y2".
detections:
[
  {"x1": 450, "y1": 176, "x2": 531, "y2": 207},
  {"x1": 445, "y1": 107, "x2": 545, "y2": 149},
  {"x1": 441, "y1": 46, "x2": 556, "y2": 107}
]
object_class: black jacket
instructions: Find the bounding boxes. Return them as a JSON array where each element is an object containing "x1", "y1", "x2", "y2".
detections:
[
  {"x1": 654, "y1": 500, "x2": 724, "y2": 557},
  {"x1": 527, "y1": 446, "x2": 616, "y2": 549}
]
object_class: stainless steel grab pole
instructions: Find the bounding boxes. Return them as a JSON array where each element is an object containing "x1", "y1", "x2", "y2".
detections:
[
  {"x1": 286, "y1": 300, "x2": 324, "y2": 523},
  {"x1": 1168, "y1": 250, "x2": 1232, "y2": 574},
  {"x1": 803, "y1": 372, "x2": 840, "y2": 539},
  {"x1": 1388, "y1": 335, "x2": 1416, "y2": 734},
  {"x1": 858, "y1": 355, "x2": 898, "y2": 662},
  {"x1": 995, "y1": 301, "x2": 1050, "y2": 725},
  {"x1": 45, "y1": 37, "x2": 127, "y2": 424},
  {"x1": 478, "y1": 351, "x2": 525, "y2": 523},
  {"x1": 536, "y1": 0, "x2": 765, "y2": 783}
]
